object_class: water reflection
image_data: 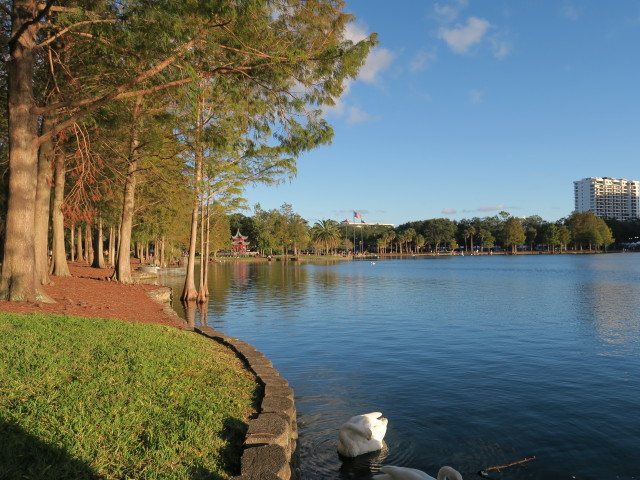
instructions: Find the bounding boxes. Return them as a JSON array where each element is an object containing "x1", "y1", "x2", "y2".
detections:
[
  {"x1": 207, "y1": 264, "x2": 233, "y2": 317},
  {"x1": 182, "y1": 301, "x2": 197, "y2": 330},
  {"x1": 562, "y1": 254, "x2": 640, "y2": 357},
  {"x1": 251, "y1": 263, "x2": 310, "y2": 312},
  {"x1": 576, "y1": 280, "x2": 640, "y2": 356}
]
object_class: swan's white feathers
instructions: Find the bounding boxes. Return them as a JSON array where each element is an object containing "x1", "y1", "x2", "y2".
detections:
[
  {"x1": 373, "y1": 465, "x2": 463, "y2": 480},
  {"x1": 336, "y1": 412, "x2": 388, "y2": 457}
]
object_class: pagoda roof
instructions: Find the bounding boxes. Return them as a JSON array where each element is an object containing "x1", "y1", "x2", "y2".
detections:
[{"x1": 232, "y1": 229, "x2": 248, "y2": 240}]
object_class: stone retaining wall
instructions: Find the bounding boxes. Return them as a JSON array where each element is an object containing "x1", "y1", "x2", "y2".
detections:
[{"x1": 194, "y1": 326, "x2": 298, "y2": 480}]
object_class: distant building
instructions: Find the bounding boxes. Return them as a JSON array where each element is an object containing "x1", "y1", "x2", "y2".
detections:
[
  {"x1": 231, "y1": 229, "x2": 250, "y2": 253},
  {"x1": 574, "y1": 177, "x2": 640, "y2": 221}
]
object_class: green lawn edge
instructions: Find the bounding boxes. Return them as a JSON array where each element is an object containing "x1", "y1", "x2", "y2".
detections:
[{"x1": 0, "y1": 312, "x2": 259, "y2": 480}]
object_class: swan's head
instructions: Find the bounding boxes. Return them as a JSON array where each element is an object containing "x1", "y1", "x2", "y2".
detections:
[{"x1": 437, "y1": 466, "x2": 463, "y2": 480}]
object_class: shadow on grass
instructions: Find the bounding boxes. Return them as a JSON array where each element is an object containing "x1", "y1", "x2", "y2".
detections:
[
  {"x1": 0, "y1": 420, "x2": 102, "y2": 480},
  {"x1": 187, "y1": 416, "x2": 250, "y2": 480}
]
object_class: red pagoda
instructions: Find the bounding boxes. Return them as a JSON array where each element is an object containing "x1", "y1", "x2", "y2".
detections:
[{"x1": 231, "y1": 229, "x2": 250, "y2": 254}]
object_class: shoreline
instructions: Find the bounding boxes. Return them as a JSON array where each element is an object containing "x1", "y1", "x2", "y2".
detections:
[
  {"x1": 0, "y1": 260, "x2": 298, "y2": 479},
  {"x1": 211, "y1": 249, "x2": 626, "y2": 263}
]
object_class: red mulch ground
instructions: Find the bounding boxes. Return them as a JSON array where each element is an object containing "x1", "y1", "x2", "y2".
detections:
[{"x1": 0, "y1": 260, "x2": 185, "y2": 329}]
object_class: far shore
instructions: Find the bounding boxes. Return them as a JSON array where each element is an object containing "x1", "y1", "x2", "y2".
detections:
[{"x1": 207, "y1": 249, "x2": 628, "y2": 263}]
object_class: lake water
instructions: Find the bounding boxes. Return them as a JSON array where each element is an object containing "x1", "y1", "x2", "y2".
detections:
[{"x1": 160, "y1": 254, "x2": 640, "y2": 480}]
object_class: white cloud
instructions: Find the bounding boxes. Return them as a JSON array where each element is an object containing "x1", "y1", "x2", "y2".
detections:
[
  {"x1": 343, "y1": 22, "x2": 369, "y2": 43},
  {"x1": 433, "y1": 0, "x2": 469, "y2": 23},
  {"x1": 561, "y1": 4, "x2": 581, "y2": 21},
  {"x1": 490, "y1": 37, "x2": 511, "y2": 59},
  {"x1": 323, "y1": 21, "x2": 394, "y2": 124},
  {"x1": 409, "y1": 48, "x2": 437, "y2": 72},
  {"x1": 359, "y1": 48, "x2": 395, "y2": 84},
  {"x1": 344, "y1": 22, "x2": 395, "y2": 84},
  {"x1": 346, "y1": 106, "x2": 375, "y2": 125},
  {"x1": 467, "y1": 204, "x2": 520, "y2": 213},
  {"x1": 477, "y1": 204, "x2": 506, "y2": 212},
  {"x1": 442, "y1": 208, "x2": 457, "y2": 215},
  {"x1": 468, "y1": 89, "x2": 484, "y2": 103},
  {"x1": 439, "y1": 17, "x2": 493, "y2": 54}
]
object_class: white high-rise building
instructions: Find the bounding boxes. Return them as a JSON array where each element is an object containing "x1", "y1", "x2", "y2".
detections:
[{"x1": 574, "y1": 177, "x2": 640, "y2": 221}]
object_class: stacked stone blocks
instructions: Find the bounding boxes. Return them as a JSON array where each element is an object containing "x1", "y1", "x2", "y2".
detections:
[{"x1": 194, "y1": 326, "x2": 298, "y2": 480}]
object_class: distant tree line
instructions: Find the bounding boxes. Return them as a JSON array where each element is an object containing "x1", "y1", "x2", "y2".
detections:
[{"x1": 229, "y1": 207, "x2": 640, "y2": 256}]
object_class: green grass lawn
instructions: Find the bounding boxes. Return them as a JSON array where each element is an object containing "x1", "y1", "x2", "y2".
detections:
[{"x1": 0, "y1": 313, "x2": 259, "y2": 480}]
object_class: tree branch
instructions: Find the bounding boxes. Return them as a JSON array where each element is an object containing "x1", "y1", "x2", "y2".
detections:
[
  {"x1": 9, "y1": 0, "x2": 55, "y2": 51},
  {"x1": 38, "y1": 19, "x2": 119, "y2": 48}
]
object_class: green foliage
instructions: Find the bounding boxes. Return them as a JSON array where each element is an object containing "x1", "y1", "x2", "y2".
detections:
[
  {"x1": 249, "y1": 203, "x2": 310, "y2": 255},
  {"x1": 208, "y1": 204, "x2": 232, "y2": 254},
  {"x1": 0, "y1": 313, "x2": 258, "y2": 479},
  {"x1": 310, "y1": 219, "x2": 341, "y2": 254},
  {"x1": 1, "y1": 0, "x2": 376, "y2": 296},
  {"x1": 566, "y1": 211, "x2": 615, "y2": 249},
  {"x1": 604, "y1": 217, "x2": 640, "y2": 244},
  {"x1": 502, "y1": 217, "x2": 526, "y2": 253}
]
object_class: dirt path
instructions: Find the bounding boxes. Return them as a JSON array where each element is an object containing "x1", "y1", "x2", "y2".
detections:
[{"x1": 0, "y1": 261, "x2": 185, "y2": 329}]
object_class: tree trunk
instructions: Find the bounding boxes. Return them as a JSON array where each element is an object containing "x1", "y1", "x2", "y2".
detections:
[
  {"x1": 70, "y1": 223, "x2": 75, "y2": 261},
  {"x1": 76, "y1": 225, "x2": 84, "y2": 262},
  {"x1": 160, "y1": 236, "x2": 166, "y2": 267},
  {"x1": 49, "y1": 144, "x2": 71, "y2": 277},
  {"x1": 35, "y1": 112, "x2": 55, "y2": 286},
  {"x1": 196, "y1": 193, "x2": 207, "y2": 303},
  {"x1": 85, "y1": 223, "x2": 93, "y2": 265},
  {"x1": 182, "y1": 175, "x2": 200, "y2": 301},
  {"x1": 111, "y1": 98, "x2": 142, "y2": 284},
  {"x1": 0, "y1": 0, "x2": 53, "y2": 302},
  {"x1": 182, "y1": 91, "x2": 204, "y2": 301},
  {"x1": 92, "y1": 217, "x2": 106, "y2": 268},
  {"x1": 197, "y1": 198, "x2": 211, "y2": 303},
  {"x1": 108, "y1": 224, "x2": 116, "y2": 267}
]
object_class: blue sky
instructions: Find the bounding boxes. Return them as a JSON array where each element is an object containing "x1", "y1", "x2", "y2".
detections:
[{"x1": 243, "y1": 0, "x2": 640, "y2": 227}]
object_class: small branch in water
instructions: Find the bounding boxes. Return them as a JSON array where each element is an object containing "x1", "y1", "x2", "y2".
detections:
[{"x1": 478, "y1": 456, "x2": 536, "y2": 477}]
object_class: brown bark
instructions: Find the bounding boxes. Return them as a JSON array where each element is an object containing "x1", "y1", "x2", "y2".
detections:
[
  {"x1": 76, "y1": 224, "x2": 84, "y2": 262},
  {"x1": 91, "y1": 217, "x2": 106, "y2": 268},
  {"x1": 196, "y1": 192, "x2": 207, "y2": 303},
  {"x1": 35, "y1": 111, "x2": 55, "y2": 286},
  {"x1": 111, "y1": 98, "x2": 142, "y2": 283},
  {"x1": 182, "y1": 91, "x2": 204, "y2": 301},
  {"x1": 108, "y1": 225, "x2": 116, "y2": 267},
  {"x1": 0, "y1": 0, "x2": 53, "y2": 302},
  {"x1": 70, "y1": 223, "x2": 75, "y2": 261},
  {"x1": 181, "y1": 188, "x2": 200, "y2": 300},
  {"x1": 49, "y1": 143, "x2": 71, "y2": 277},
  {"x1": 85, "y1": 223, "x2": 93, "y2": 264},
  {"x1": 200, "y1": 199, "x2": 211, "y2": 299},
  {"x1": 49, "y1": 141, "x2": 74, "y2": 277},
  {"x1": 160, "y1": 236, "x2": 166, "y2": 267}
]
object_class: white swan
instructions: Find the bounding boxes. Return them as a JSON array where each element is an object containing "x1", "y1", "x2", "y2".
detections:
[
  {"x1": 373, "y1": 465, "x2": 463, "y2": 480},
  {"x1": 336, "y1": 412, "x2": 388, "y2": 457}
]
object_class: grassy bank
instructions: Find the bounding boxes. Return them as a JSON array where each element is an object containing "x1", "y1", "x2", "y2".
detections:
[{"x1": 0, "y1": 313, "x2": 259, "y2": 480}]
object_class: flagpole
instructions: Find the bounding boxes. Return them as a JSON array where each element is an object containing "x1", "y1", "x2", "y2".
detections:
[{"x1": 353, "y1": 211, "x2": 356, "y2": 255}]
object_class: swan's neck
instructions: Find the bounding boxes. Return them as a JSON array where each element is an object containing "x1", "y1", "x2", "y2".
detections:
[{"x1": 437, "y1": 466, "x2": 462, "y2": 480}]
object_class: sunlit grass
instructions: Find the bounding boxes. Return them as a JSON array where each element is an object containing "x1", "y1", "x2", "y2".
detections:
[{"x1": 0, "y1": 313, "x2": 258, "y2": 479}]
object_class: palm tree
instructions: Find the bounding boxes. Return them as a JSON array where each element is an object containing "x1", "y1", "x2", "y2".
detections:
[
  {"x1": 395, "y1": 231, "x2": 408, "y2": 254},
  {"x1": 414, "y1": 234, "x2": 425, "y2": 253},
  {"x1": 386, "y1": 231, "x2": 396, "y2": 254},
  {"x1": 311, "y1": 219, "x2": 341, "y2": 255},
  {"x1": 464, "y1": 225, "x2": 476, "y2": 253},
  {"x1": 404, "y1": 228, "x2": 416, "y2": 253}
]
